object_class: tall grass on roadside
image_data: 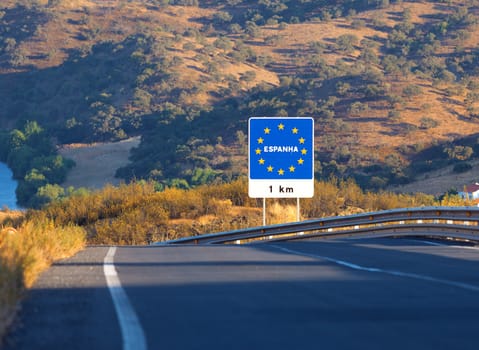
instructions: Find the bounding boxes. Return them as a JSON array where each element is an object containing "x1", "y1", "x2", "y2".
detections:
[
  {"x1": 267, "y1": 202, "x2": 299, "y2": 224},
  {"x1": 36, "y1": 177, "x2": 448, "y2": 246},
  {"x1": 0, "y1": 217, "x2": 86, "y2": 345}
]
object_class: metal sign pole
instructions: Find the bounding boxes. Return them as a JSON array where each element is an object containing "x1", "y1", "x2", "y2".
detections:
[
  {"x1": 263, "y1": 197, "x2": 266, "y2": 226},
  {"x1": 297, "y1": 197, "x2": 305, "y2": 235},
  {"x1": 297, "y1": 197, "x2": 300, "y2": 222}
]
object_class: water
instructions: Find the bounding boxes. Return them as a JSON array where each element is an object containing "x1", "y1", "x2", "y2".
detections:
[{"x1": 0, "y1": 162, "x2": 19, "y2": 210}]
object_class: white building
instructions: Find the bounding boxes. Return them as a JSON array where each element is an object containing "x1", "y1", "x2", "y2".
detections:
[{"x1": 459, "y1": 183, "x2": 479, "y2": 200}]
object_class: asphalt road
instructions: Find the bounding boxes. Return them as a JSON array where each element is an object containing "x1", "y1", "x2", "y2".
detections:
[{"x1": 5, "y1": 238, "x2": 479, "y2": 350}]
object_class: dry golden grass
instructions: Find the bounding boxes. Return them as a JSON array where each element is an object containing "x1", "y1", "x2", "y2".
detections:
[
  {"x1": 0, "y1": 217, "x2": 86, "y2": 344},
  {"x1": 0, "y1": 211, "x2": 23, "y2": 226},
  {"x1": 267, "y1": 201, "x2": 300, "y2": 225},
  {"x1": 58, "y1": 137, "x2": 140, "y2": 189}
]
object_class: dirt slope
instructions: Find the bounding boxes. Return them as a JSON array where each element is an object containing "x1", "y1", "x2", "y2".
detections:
[{"x1": 58, "y1": 137, "x2": 140, "y2": 189}]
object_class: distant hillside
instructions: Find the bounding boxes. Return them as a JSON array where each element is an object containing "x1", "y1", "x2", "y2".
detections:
[{"x1": 2, "y1": 0, "x2": 479, "y2": 204}]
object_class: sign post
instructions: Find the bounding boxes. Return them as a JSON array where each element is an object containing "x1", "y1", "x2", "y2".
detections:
[{"x1": 248, "y1": 117, "x2": 314, "y2": 224}]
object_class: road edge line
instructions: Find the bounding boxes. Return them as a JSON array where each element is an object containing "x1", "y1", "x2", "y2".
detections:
[
  {"x1": 104, "y1": 246, "x2": 147, "y2": 350},
  {"x1": 272, "y1": 244, "x2": 479, "y2": 293}
]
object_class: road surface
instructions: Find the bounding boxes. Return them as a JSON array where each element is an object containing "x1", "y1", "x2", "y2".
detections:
[{"x1": 5, "y1": 238, "x2": 479, "y2": 349}]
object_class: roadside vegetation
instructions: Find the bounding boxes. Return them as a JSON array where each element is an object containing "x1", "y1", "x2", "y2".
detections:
[
  {"x1": 0, "y1": 176, "x2": 473, "y2": 344},
  {"x1": 0, "y1": 211, "x2": 85, "y2": 345},
  {"x1": 28, "y1": 177, "x2": 452, "y2": 245}
]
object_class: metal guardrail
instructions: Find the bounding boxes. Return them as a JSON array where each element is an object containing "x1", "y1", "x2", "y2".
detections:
[{"x1": 159, "y1": 206, "x2": 479, "y2": 245}]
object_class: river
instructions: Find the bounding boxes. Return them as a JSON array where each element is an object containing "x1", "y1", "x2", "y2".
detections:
[{"x1": 0, "y1": 162, "x2": 19, "y2": 210}]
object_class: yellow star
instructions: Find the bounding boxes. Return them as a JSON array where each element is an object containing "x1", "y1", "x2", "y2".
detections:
[
  {"x1": 257, "y1": 137, "x2": 264, "y2": 144},
  {"x1": 256, "y1": 148, "x2": 261, "y2": 155},
  {"x1": 267, "y1": 165, "x2": 274, "y2": 172},
  {"x1": 264, "y1": 127, "x2": 271, "y2": 134},
  {"x1": 297, "y1": 158, "x2": 304, "y2": 165},
  {"x1": 258, "y1": 158, "x2": 265, "y2": 165},
  {"x1": 292, "y1": 127, "x2": 299, "y2": 134},
  {"x1": 278, "y1": 123, "x2": 285, "y2": 130},
  {"x1": 289, "y1": 165, "x2": 295, "y2": 172},
  {"x1": 278, "y1": 168, "x2": 285, "y2": 175},
  {"x1": 299, "y1": 137, "x2": 305, "y2": 144},
  {"x1": 301, "y1": 148, "x2": 307, "y2": 155}
]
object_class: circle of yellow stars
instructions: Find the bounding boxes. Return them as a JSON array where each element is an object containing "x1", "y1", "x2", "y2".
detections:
[{"x1": 255, "y1": 122, "x2": 308, "y2": 176}]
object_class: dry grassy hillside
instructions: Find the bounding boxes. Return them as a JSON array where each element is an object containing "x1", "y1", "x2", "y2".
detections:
[
  {"x1": 3, "y1": 0, "x2": 278, "y2": 97},
  {"x1": 256, "y1": 2, "x2": 479, "y2": 156},
  {"x1": 4, "y1": 1, "x2": 476, "y2": 137},
  {"x1": 3, "y1": 0, "x2": 479, "y2": 195}
]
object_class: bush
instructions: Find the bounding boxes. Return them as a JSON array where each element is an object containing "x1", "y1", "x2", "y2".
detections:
[
  {"x1": 91, "y1": 202, "x2": 169, "y2": 245},
  {"x1": 419, "y1": 117, "x2": 439, "y2": 129},
  {"x1": 402, "y1": 84, "x2": 422, "y2": 99}
]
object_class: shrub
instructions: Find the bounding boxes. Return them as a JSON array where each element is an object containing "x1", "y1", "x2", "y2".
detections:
[
  {"x1": 351, "y1": 19, "x2": 366, "y2": 29},
  {"x1": 402, "y1": 84, "x2": 422, "y2": 99},
  {"x1": 91, "y1": 202, "x2": 169, "y2": 245},
  {"x1": 420, "y1": 117, "x2": 439, "y2": 129}
]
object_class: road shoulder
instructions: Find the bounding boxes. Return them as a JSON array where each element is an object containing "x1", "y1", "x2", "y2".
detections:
[{"x1": 4, "y1": 247, "x2": 122, "y2": 350}]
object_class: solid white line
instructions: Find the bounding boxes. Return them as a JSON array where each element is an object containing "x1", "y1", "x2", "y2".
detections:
[
  {"x1": 104, "y1": 247, "x2": 147, "y2": 350},
  {"x1": 406, "y1": 238, "x2": 479, "y2": 250},
  {"x1": 414, "y1": 240, "x2": 447, "y2": 246},
  {"x1": 272, "y1": 245, "x2": 479, "y2": 292}
]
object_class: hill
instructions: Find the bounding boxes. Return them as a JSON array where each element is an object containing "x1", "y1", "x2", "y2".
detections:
[{"x1": 2, "y1": 0, "x2": 479, "y2": 205}]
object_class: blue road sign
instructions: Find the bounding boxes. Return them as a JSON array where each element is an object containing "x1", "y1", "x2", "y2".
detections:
[{"x1": 249, "y1": 117, "x2": 314, "y2": 198}]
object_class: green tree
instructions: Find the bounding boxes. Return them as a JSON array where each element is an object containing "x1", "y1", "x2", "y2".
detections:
[
  {"x1": 16, "y1": 169, "x2": 47, "y2": 206},
  {"x1": 419, "y1": 117, "x2": 439, "y2": 129},
  {"x1": 359, "y1": 46, "x2": 379, "y2": 65},
  {"x1": 402, "y1": 84, "x2": 422, "y2": 99},
  {"x1": 213, "y1": 11, "x2": 233, "y2": 26},
  {"x1": 245, "y1": 21, "x2": 260, "y2": 38},
  {"x1": 444, "y1": 145, "x2": 473, "y2": 161},
  {"x1": 7, "y1": 145, "x2": 36, "y2": 179},
  {"x1": 8, "y1": 129, "x2": 26, "y2": 150},
  {"x1": 336, "y1": 34, "x2": 359, "y2": 54},
  {"x1": 34, "y1": 184, "x2": 65, "y2": 207}
]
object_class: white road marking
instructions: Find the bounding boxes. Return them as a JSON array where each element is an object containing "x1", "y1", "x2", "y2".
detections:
[
  {"x1": 406, "y1": 238, "x2": 479, "y2": 250},
  {"x1": 272, "y1": 245, "x2": 479, "y2": 292},
  {"x1": 410, "y1": 239, "x2": 448, "y2": 246},
  {"x1": 104, "y1": 247, "x2": 147, "y2": 350}
]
